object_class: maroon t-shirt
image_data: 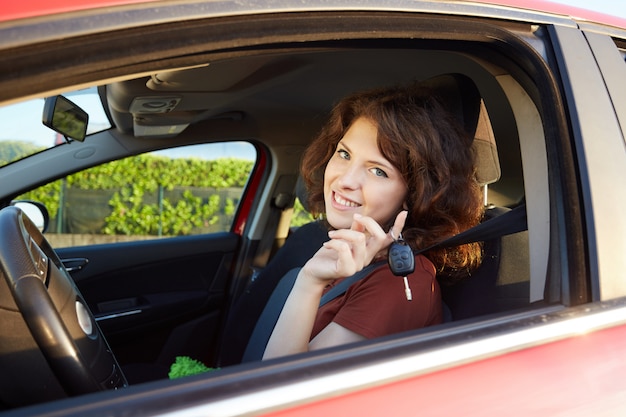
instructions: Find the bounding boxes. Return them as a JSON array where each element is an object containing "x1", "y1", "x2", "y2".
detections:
[{"x1": 311, "y1": 255, "x2": 442, "y2": 340}]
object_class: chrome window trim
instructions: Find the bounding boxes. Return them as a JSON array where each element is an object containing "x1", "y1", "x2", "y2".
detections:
[
  {"x1": 578, "y1": 21, "x2": 626, "y2": 38},
  {"x1": 94, "y1": 309, "x2": 142, "y2": 322}
]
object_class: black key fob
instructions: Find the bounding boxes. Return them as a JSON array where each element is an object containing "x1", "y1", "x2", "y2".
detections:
[{"x1": 388, "y1": 240, "x2": 415, "y2": 277}]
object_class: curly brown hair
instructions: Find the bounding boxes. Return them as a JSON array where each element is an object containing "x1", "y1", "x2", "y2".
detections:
[{"x1": 300, "y1": 82, "x2": 484, "y2": 277}]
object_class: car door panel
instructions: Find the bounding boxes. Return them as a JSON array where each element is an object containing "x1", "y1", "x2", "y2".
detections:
[{"x1": 55, "y1": 232, "x2": 240, "y2": 370}]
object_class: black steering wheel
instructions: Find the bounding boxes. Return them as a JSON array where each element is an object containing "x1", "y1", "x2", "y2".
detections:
[{"x1": 0, "y1": 206, "x2": 127, "y2": 407}]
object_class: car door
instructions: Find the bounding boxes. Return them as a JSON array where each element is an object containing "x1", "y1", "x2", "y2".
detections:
[{"x1": 16, "y1": 141, "x2": 261, "y2": 383}]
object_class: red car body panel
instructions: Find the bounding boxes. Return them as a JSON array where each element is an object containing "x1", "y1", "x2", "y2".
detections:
[
  {"x1": 2, "y1": 0, "x2": 626, "y2": 29},
  {"x1": 1, "y1": 1, "x2": 626, "y2": 416},
  {"x1": 1, "y1": 0, "x2": 155, "y2": 22},
  {"x1": 266, "y1": 323, "x2": 626, "y2": 416}
]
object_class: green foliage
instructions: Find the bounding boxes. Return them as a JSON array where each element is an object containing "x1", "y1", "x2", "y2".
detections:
[
  {"x1": 168, "y1": 356, "x2": 217, "y2": 379},
  {"x1": 290, "y1": 197, "x2": 315, "y2": 227},
  {"x1": 64, "y1": 154, "x2": 253, "y2": 191},
  {"x1": 16, "y1": 151, "x2": 313, "y2": 235},
  {"x1": 0, "y1": 140, "x2": 44, "y2": 167},
  {"x1": 19, "y1": 180, "x2": 63, "y2": 221},
  {"x1": 18, "y1": 154, "x2": 255, "y2": 236},
  {"x1": 224, "y1": 197, "x2": 236, "y2": 216},
  {"x1": 102, "y1": 189, "x2": 221, "y2": 236}
]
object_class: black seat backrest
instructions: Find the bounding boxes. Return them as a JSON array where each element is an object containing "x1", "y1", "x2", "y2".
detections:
[
  {"x1": 218, "y1": 221, "x2": 328, "y2": 366},
  {"x1": 440, "y1": 206, "x2": 530, "y2": 320}
]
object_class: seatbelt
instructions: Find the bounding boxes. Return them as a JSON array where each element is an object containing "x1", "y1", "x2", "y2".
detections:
[
  {"x1": 320, "y1": 204, "x2": 527, "y2": 305},
  {"x1": 242, "y1": 204, "x2": 526, "y2": 362}
]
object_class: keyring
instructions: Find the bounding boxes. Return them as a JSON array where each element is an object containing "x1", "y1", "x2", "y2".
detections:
[{"x1": 389, "y1": 229, "x2": 403, "y2": 242}]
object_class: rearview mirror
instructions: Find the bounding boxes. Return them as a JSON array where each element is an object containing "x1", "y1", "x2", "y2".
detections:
[{"x1": 42, "y1": 95, "x2": 89, "y2": 142}]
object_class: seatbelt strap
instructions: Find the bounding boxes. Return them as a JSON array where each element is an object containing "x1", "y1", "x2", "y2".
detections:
[
  {"x1": 319, "y1": 263, "x2": 382, "y2": 307},
  {"x1": 420, "y1": 203, "x2": 527, "y2": 250},
  {"x1": 243, "y1": 204, "x2": 526, "y2": 361},
  {"x1": 319, "y1": 204, "x2": 527, "y2": 306}
]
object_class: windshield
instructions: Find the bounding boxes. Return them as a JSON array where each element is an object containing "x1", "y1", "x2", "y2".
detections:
[{"x1": 0, "y1": 86, "x2": 111, "y2": 167}]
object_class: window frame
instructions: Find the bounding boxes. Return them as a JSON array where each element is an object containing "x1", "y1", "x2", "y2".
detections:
[{"x1": 2, "y1": 4, "x2": 617, "y2": 415}]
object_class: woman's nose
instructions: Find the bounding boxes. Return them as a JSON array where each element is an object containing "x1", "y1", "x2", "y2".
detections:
[{"x1": 337, "y1": 165, "x2": 362, "y2": 189}]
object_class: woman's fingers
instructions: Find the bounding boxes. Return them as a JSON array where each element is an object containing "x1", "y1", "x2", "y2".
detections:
[
  {"x1": 350, "y1": 210, "x2": 408, "y2": 257},
  {"x1": 305, "y1": 211, "x2": 409, "y2": 282},
  {"x1": 350, "y1": 215, "x2": 366, "y2": 233},
  {"x1": 388, "y1": 210, "x2": 408, "y2": 241},
  {"x1": 320, "y1": 239, "x2": 358, "y2": 276},
  {"x1": 326, "y1": 229, "x2": 367, "y2": 270}
]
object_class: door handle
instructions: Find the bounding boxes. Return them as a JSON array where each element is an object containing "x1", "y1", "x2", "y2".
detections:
[{"x1": 61, "y1": 257, "x2": 89, "y2": 272}]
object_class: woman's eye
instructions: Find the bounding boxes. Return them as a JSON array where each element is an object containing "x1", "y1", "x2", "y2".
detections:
[
  {"x1": 371, "y1": 167, "x2": 388, "y2": 178},
  {"x1": 337, "y1": 149, "x2": 350, "y2": 160}
]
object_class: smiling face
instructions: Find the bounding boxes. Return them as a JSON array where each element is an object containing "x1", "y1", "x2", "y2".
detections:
[{"x1": 323, "y1": 117, "x2": 408, "y2": 230}]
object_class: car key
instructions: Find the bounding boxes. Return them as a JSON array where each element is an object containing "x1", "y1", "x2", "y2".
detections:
[{"x1": 387, "y1": 233, "x2": 414, "y2": 301}]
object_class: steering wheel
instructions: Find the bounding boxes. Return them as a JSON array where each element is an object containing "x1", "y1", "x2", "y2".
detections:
[{"x1": 0, "y1": 206, "x2": 127, "y2": 407}]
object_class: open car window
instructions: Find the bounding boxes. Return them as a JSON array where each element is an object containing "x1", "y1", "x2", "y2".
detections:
[{"x1": 16, "y1": 141, "x2": 257, "y2": 248}]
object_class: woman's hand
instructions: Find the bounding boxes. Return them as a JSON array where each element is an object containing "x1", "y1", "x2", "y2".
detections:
[
  {"x1": 299, "y1": 210, "x2": 408, "y2": 286},
  {"x1": 263, "y1": 210, "x2": 408, "y2": 359}
]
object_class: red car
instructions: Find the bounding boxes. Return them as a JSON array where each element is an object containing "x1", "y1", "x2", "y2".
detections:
[{"x1": 0, "y1": 1, "x2": 625, "y2": 415}]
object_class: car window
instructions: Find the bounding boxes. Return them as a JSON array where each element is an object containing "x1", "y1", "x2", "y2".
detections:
[
  {"x1": 16, "y1": 142, "x2": 256, "y2": 248},
  {"x1": 0, "y1": 87, "x2": 110, "y2": 167}
]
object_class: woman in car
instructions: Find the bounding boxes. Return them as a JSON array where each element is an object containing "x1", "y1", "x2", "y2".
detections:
[{"x1": 263, "y1": 82, "x2": 484, "y2": 359}]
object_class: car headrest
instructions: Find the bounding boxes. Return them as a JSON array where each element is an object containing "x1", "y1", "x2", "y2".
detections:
[
  {"x1": 296, "y1": 73, "x2": 501, "y2": 211},
  {"x1": 422, "y1": 73, "x2": 482, "y2": 138},
  {"x1": 422, "y1": 73, "x2": 500, "y2": 186}
]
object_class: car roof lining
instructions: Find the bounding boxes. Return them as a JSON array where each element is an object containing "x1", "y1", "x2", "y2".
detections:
[{"x1": 0, "y1": 10, "x2": 537, "y2": 103}]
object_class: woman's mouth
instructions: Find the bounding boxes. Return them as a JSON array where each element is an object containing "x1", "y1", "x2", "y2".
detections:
[{"x1": 332, "y1": 191, "x2": 361, "y2": 208}]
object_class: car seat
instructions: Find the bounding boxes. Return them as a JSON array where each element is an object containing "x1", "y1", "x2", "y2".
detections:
[
  {"x1": 440, "y1": 98, "x2": 530, "y2": 320},
  {"x1": 217, "y1": 73, "x2": 530, "y2": 366}
]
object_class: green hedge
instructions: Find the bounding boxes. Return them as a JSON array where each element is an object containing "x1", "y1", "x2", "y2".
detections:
[
  {"x1": 0, "y1": 140, "x2": 42, "y2": 167},
  {"x1": 15, "y1": 151, "x2": 314, "y2": 235},
  {"x1": 17, "y1": 154, "x2": 255, "y2": 236}
]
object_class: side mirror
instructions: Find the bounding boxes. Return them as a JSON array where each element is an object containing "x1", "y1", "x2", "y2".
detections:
[
  {"x1": 42, "y1": 95, "x2": 89, "y2": 142},
  {"x1": 11, "y1": 201, "x2": 50, "y2": 233}
]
